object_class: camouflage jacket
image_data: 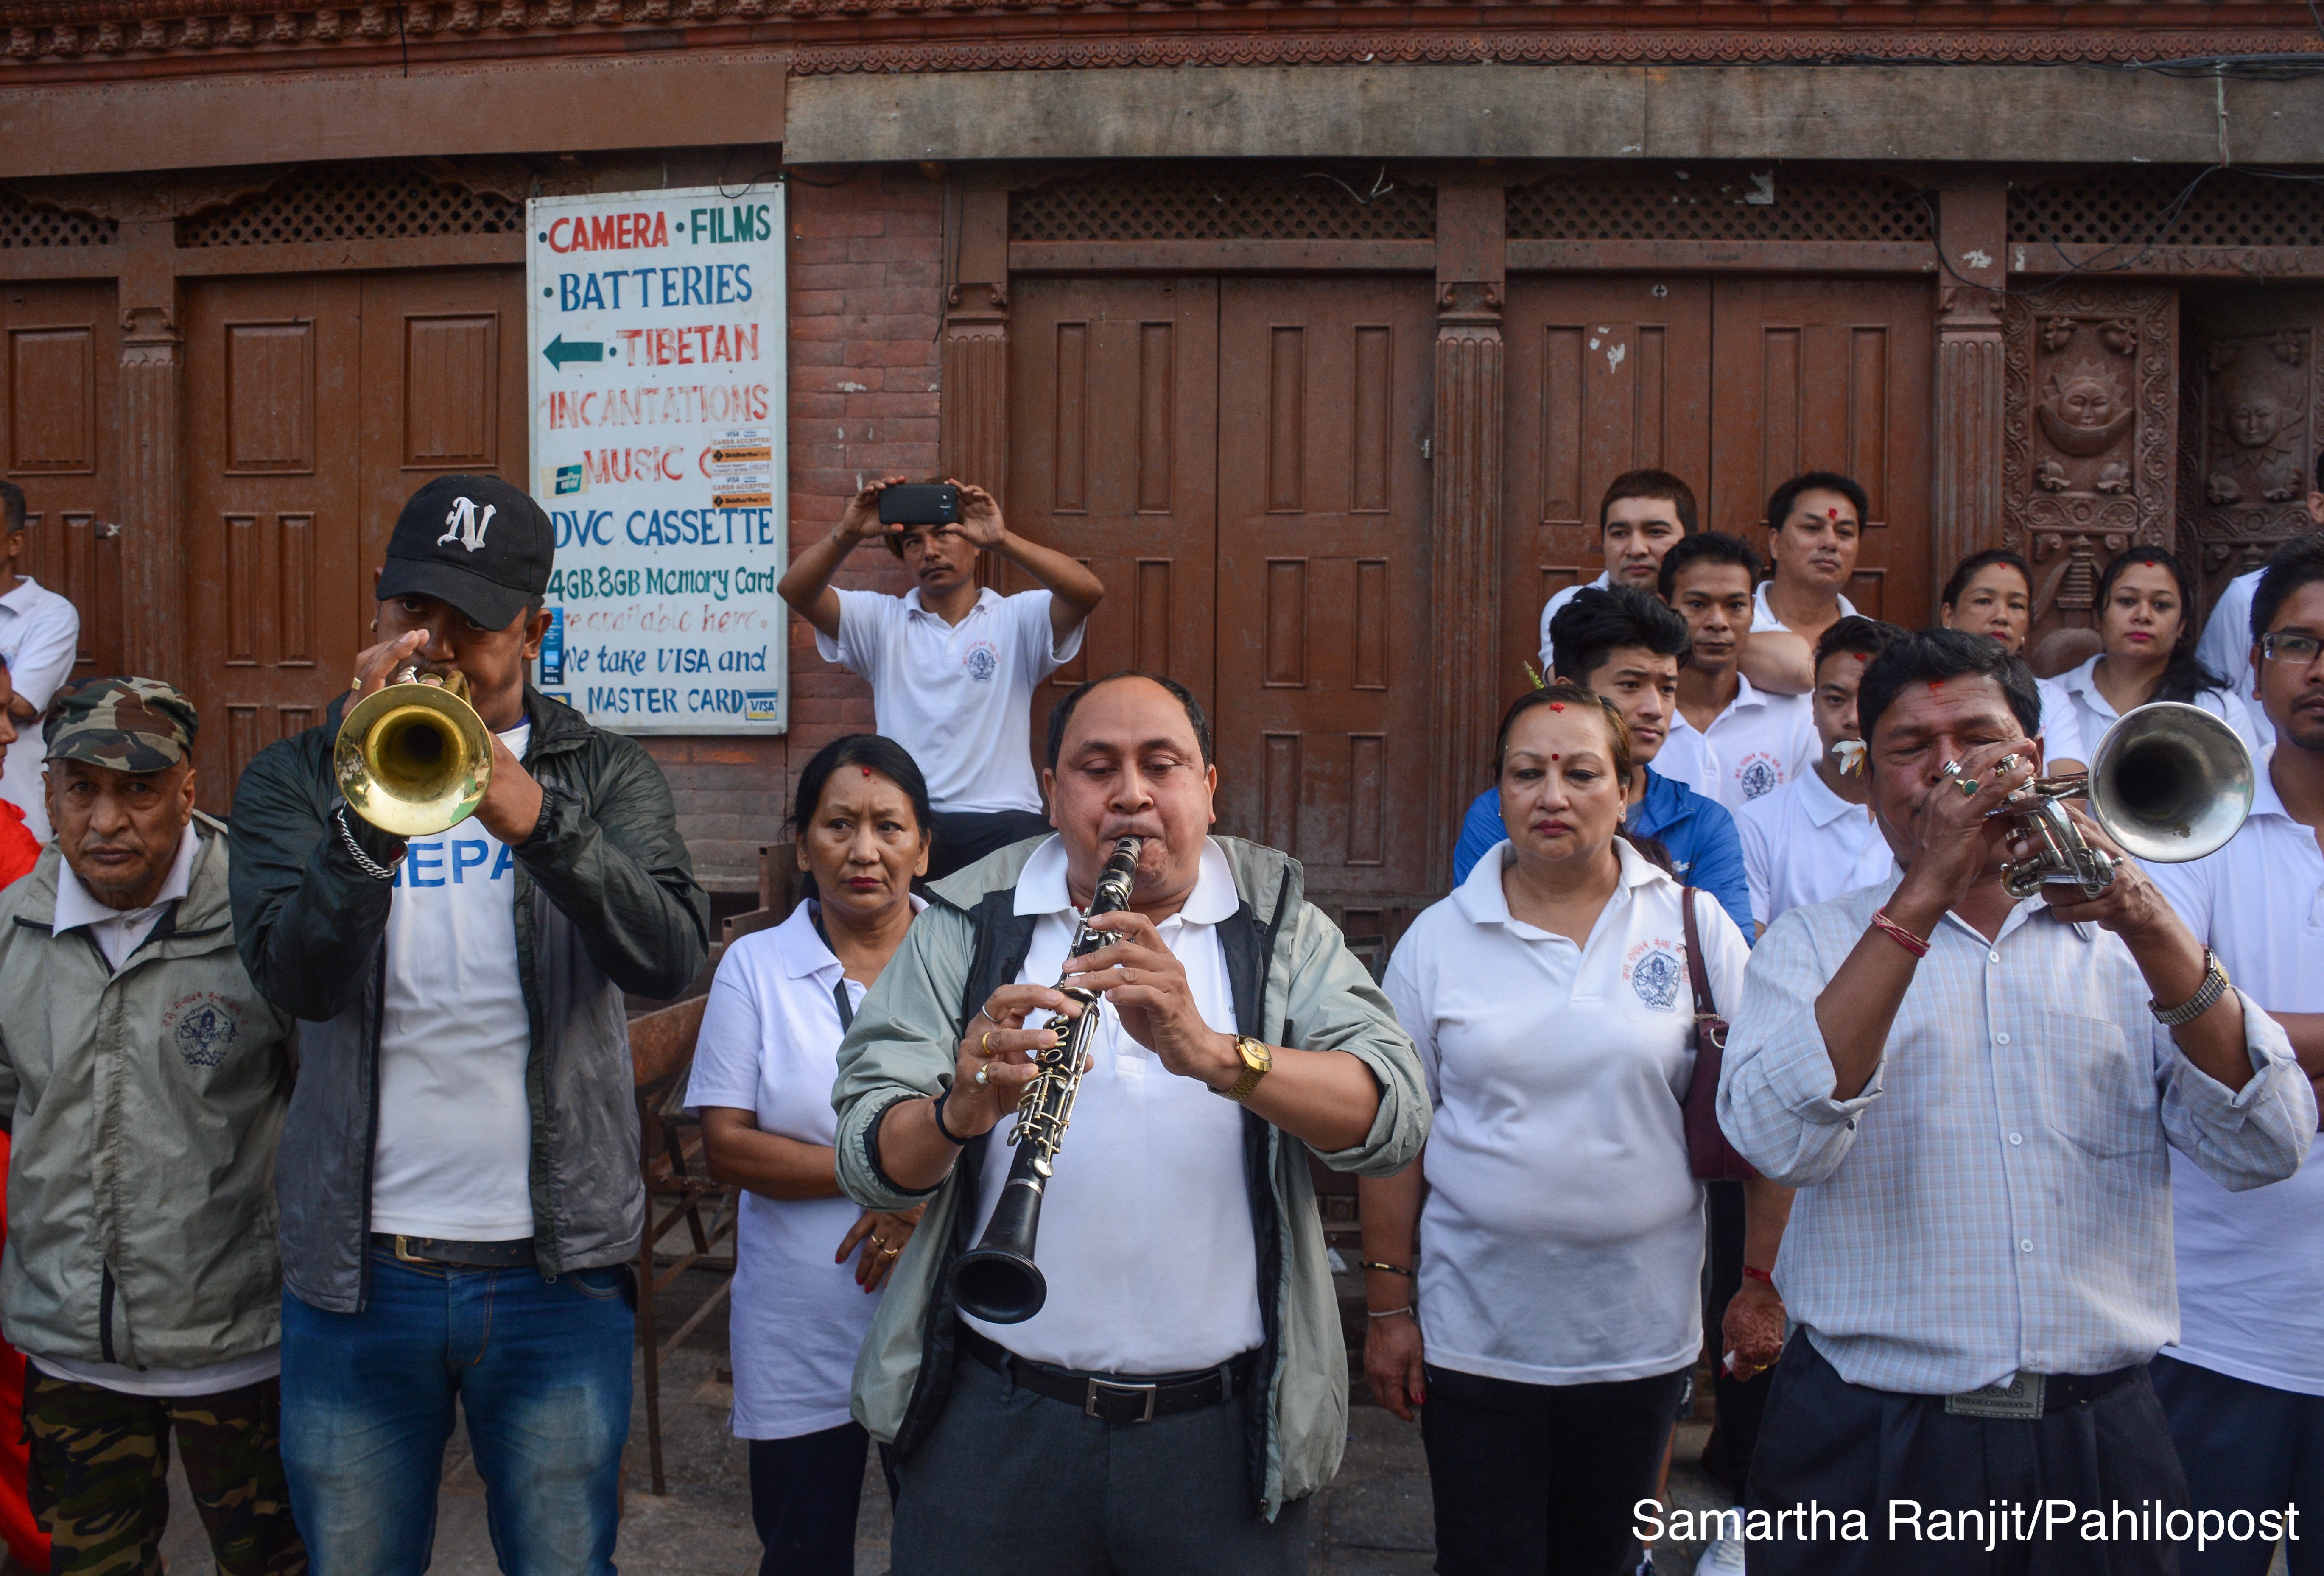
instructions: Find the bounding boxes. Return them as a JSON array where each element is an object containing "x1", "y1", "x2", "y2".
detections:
[{"x1": 0, "y1": 819, "x2": 296, "y2": 1370}]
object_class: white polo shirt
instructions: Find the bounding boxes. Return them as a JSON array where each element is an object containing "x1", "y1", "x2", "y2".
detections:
[
  {"x1": 2034, "y1": 654, "x2": 2261, "y2": 771},
  {"x1": 1538, "y1": 572, "x2": 1612, "y2": 677},
  {"x1": 0, "y1": 575, "x2": 82, "y2": 843},
  {"x1": 2195, "y1": 567, "x2": 2273, "y2": 750},
  {"x1": 1751, "y1": 583, "x2": 1857, "y2": 636},
  {"x1": 964, "y1": 836, "x2": 1262, "y2": 1375},
  {"x1": 817, "y1": 587, "x2": 1084, "y2": 817},
  {"x1": 2145, "y1": 750, "x2": 2324, "y2": 1397},
  {"x1": 1654, "y1": 673, "x2": 1818, "y2": 815},
  {"x1": 1734, "y1": 760, "x2": 1896, "y2": 928},
  {"x1": 1384, "y1": 838, "x2": 1751, "y2": 1386},
  {"x1": 686, "y1": 894, "x2": 926, "y2": 1439}
]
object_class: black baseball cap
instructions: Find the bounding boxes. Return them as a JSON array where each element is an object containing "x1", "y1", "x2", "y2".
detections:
[{"x1": 376, "y1": 474, "x2": 554, "y2": 629}]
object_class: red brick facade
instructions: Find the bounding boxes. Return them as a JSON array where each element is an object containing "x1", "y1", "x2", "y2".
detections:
[{"x1": 643, "y1": 167, "x2": 943, "y2": 891}]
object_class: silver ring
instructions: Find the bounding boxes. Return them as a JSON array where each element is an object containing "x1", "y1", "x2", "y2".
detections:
[
  {"x1": 1995, "y1": 754, "x2": 2022, "y2": 775},
  {"x1": 974, "y1": 1066, "x2": 990, "y2": 1087},
  {"x1": 1940, "y1": 759, "x2": 1964, "y2": 777}
]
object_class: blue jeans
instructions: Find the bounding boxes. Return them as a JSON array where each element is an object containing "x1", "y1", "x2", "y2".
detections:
[{"x1": 279, "y1": 1249, "x2": 635, "y2": 1576}]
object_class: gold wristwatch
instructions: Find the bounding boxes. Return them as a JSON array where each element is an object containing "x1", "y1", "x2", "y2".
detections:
[{"x1": 1220, "y1": 1035, "x2": 1272, "y2": 1102}]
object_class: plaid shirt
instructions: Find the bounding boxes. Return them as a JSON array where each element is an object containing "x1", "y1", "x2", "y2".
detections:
[{"x1": 1719, "y1": 873, "x2": 2314, "y2": 1396}]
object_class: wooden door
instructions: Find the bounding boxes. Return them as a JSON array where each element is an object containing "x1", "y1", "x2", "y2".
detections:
[
  {"x1": 1006, "y1": 277, "x2": 1220, "y2": 766},
  {"x1": 2, "y1": 280, "x2": 123, "y2": 681},
  {"x1": 1500, "y1": 277, "x2": 1713, "y2": 716},
  {"x1": 183, "y1": 268, "x2": 527, "y2": 813},
  {"x1": 1213, "y1": 279, "x2": 1435, "y2": 900},
  {"x1": 1709, "y1": 278, "x2": 1934, "y2": 623}
]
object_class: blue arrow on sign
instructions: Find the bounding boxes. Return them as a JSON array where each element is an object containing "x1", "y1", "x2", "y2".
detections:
[{"x1": 543, "y1": 335, "x2": 604, "y2": 370}]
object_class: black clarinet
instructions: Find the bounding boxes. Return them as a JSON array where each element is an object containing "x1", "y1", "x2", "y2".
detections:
[{"x1": 950, "y1": 835, "x2": 1144, "y2": 1324}]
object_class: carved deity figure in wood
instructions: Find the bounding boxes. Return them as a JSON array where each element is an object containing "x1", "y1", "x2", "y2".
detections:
[{"x1": 2203, "y1": 336, "x2": 2309, "y2": 507}]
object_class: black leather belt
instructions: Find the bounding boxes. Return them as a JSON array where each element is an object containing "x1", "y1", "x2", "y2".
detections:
[
  {"x1": 1942, "y1": 1364, "x2": 2139, "y2": 1419},
  {"x1": 371, "y1": 1232, "x2": 536, "y2": 1269},
  {"x1": 956, "y1": 1325, "x2": 1256, "y2": 1425}
]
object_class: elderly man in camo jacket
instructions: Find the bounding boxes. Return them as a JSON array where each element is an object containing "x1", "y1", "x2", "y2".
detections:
[{"x1": 0, "y1": 677, "x2": 304, "y2": 1576}]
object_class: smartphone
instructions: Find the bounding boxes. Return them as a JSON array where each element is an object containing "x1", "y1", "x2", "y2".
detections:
[{"x1": 877, "y1": 483, "x2": 962, "y2": 528}]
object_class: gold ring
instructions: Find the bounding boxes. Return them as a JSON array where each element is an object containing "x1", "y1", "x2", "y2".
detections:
[
  {"x1": 980, "y1": 1030, "x2": 998, "y2": 1055},
  {"x1": 350, "y1": 676, "x2": 364, "y2": 693},
  {"x1": 1955, "y1": 777, "x2": 1981, "y2": 799}
]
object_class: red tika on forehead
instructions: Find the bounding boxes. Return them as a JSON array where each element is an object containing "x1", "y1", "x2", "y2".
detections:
[
  {"x1": 861, "y1": 767, "x2": 873, "y2": 777},
  {"x1": 1549, "y1": 701, "x2": 1566, "y2": 712},
  {"x1": 1828, "y1": 507, "x2": 1840, "y2": 520},
  {"x1": 1854, "y1": 652, "x2": 1870, "y2": 662},
  {"x1": 1929, "y1": 679, "x2": 1946, "y2": 692}
]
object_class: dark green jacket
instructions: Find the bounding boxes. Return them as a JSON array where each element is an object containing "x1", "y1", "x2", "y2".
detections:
[{"x1": 228, "y1": 686, "x2": 708, "y2": 1311}]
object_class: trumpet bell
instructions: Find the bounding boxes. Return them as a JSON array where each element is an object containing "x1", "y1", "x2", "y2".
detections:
[
  {"x1": 335, "y1": 673, "x2": 493, "y2": 836},
  {"x1": 2087, "y1": 701, "x2": 2254, "y2": 866}
]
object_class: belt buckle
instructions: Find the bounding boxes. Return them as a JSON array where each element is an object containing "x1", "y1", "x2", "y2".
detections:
[
  {"x1": 392, "y1": 1235, "x2": 430, "y2": 1266},
  {"x1": 1944, "y1": 1372, "x2": 2045, "y2": 1419},
  {"x1": 1084, "y1": 1378, "x2": 1158, "y2": 1423}
]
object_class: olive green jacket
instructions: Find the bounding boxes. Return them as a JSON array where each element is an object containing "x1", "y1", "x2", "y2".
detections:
[
  {"x1": 0, "y1": 819, "x2": 295, "y2": 1371},
  {"x1": 832, "y1": 836, "x2": 1427, "y2": 1518}
]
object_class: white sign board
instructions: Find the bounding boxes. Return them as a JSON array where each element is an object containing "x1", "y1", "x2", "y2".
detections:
[{"x1": 525, "y1": 185, "x2": 788, "y2": 733}]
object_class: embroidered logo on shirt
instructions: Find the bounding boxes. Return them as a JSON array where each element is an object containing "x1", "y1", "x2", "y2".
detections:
[
  {"x1": 1737, "y1": 755, "x2": 1782, "y2": 799},
  {"x1": 962, "y1": 641, "x2": 1000, "y2": 682},
  {"x1": 163, "y1": 991, "x2": 241, "y2": 1070},
  {"x1": 1625, "y1": 942, "x2": 1684, "y2": 1012}
]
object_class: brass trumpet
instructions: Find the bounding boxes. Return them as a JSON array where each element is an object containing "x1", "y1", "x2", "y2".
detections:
[
  {"x1": 1995, "y1": 701, "x2": 2254, "y2": 900},
  {"x1": 334, "y1": 665, "x2": 494, "y2": 836}
]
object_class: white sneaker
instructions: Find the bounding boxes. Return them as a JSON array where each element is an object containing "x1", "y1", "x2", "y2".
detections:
[{"x1": 1694, "y1": 1533, "x2": 1748, "y2": 1576}]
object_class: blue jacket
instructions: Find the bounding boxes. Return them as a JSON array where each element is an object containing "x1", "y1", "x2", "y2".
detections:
[{"x1": 1452, "y1": 768, "x2": 1756, "y2": 942}]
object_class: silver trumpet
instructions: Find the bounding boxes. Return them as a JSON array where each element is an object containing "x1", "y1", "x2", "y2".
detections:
[{"x1": 1995, "y1": 701, "x2": 2255, "y2": 900}]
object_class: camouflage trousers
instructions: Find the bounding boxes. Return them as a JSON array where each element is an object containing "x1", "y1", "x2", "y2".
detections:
[{"x1": 23, "y1": 1364, "x2": 308, "y2": 1576}]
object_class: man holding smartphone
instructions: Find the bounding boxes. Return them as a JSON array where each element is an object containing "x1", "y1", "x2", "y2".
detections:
[{"x1": 780, "y1": 478, "x2": 1105, "y2": 880}]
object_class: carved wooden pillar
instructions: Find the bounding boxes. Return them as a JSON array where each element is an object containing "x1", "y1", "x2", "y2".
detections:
[
  {"x1": 2001, "y1": 283, "x2": 2179, "y2": 669},
  {"x1": 1429, "y1": 182, "x2": 1506, "y2": 883},
  {"x1": 117, "y1": 217, "x2": 185, "y2": 682},
  {"x1": 940, "y1": 187, "x2": 1010, "y2": 503},
  {"x1": 1933, "y1": 185, "x2": 2008, "y2": 611}
]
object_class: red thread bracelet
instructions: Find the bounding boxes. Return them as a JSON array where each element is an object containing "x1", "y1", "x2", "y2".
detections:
[
  {"x1": 1869, "y1": 908, "x2": 1931, "y2": 959},
  {"x1": 1742, "y1": 1266, "x2": 1776, "y2": 1286}
]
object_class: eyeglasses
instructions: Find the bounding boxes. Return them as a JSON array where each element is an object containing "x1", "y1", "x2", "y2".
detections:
[{"x1": 2259, "y1": 632, "x2": 2324, "y2": 666}]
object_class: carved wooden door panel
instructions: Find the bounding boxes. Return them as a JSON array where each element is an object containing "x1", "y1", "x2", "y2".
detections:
[
  {"x1": 1709, "y1": 279, "x2": 1934, "y2": 624},
  {"x1": 185, "y1": 268, "x2": 526, "y2": 813},
  {"x1": 1500, "y1": 277, "x2": 1713, "y2": 712},
  {"x1": 1213, "y1": 278, "x2": 1435, "y2": 900},
  {"x1": 2178, "y1": 287, "x2": 2321, "y2": 628},
  {"x1": 2, "y1": 281, "x2": 123, "y2": 683},
  {"x1": 1006, "y1": 277, "x2": 1220, "y2": 761}
]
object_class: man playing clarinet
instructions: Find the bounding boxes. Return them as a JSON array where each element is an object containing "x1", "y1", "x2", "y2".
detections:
[{"x1": 831, "y1": 670, "x2": 1427, "y2": 1576}]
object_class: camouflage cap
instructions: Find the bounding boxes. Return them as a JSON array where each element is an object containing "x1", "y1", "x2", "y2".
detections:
[{"x1": 43, "y1": 676, "x2": 199, "y2": 771}]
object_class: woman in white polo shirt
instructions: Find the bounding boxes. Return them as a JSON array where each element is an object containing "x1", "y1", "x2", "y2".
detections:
[
  {"x1": 2036, "y1": 547, "x2": 2261, "y2": 773},
  {"x1": 688, "y1": 734, "x2": 934, "y2": 1576},
  {"x1": 1362, "y1": 684, "x2": 1750, "y2": 1576}
]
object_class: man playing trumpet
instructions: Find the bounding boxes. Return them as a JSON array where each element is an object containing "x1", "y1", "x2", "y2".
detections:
[
  {"x1": 228, "y1": 475, "x2": 709, "y2": 1576},
  {"x1": 832, "y1": 671, "x2": 1427, "y2": 1576}
]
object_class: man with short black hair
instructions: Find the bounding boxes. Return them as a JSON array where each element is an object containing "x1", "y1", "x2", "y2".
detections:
[
  {"x1": 780, "y1": 476, "x2": 1105, "y2": 879},
  {"x1": 2145, "y1": 532, "x2": 2324, "y2": 1576},
  {"x1": 0, "y1": 479, "x2": 83, "y2": 843},
  {"x1": 230, "y1": 473, "x2": 709, "y2": 1575},
  {"x1": 0, "y1": 677, "x2": 302, "y2": 1575},
  {"x1": 1538, "y1": 470, "x2": 1698, "y2": 676},
  {"x1": 2196, "y1": 450, "x2": 2324, "y2": 751},
  {"x1": 1454, "y1": 586, "x2": 1752, "y2": 937},
  {"x1": 832, "y1": 670, "x2": 1427, "y2": 1576},
  {"x1": 1755, "y1": 472, "x2": 1865, "y2": 650},
  {"x1": 1720, "y1": 627, "x2": 2313, "y2": 1574},
  {"x1": 1655, "y1": 534, "x2": 1817, "y2": 816}
]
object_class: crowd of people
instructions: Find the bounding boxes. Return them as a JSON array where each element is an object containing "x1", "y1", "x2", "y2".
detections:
[{"x1": 0, "y1": 448, "x2": 2315, "y2": 1576}]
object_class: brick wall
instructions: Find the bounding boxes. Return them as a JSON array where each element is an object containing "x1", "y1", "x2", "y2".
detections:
[{"x1": 643, "y1": 166, "x2": 943, "y2": 891}]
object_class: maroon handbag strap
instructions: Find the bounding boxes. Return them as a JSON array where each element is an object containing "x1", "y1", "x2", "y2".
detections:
[{"x1": 1681, "y1": 886, "x2": 1717, "y2": 1023}]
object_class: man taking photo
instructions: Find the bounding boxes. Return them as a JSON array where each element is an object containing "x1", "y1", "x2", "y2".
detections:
[
  {"x1": 229, "y1": 474, "x2": 709, "y2": 1576},
  {"x1": 0, "y1": 678, "x2": 302, "y2": 1574}
]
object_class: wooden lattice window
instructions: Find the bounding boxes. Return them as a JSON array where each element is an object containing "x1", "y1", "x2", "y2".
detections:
[
  {"x1": 1011, "y1": 165, "x2": 1433, "y2": 242},
  {"x1": 2008, "y1": 169, "x2": 2324, "y2": 251},
  {"x1": 1507, "y1": 164, "x2": 1931, "y2": 243},
  {"x1": 177, "y1": 167, "x2": 522, "y2": 248},
  {"x1": 0, "y1": 192, "x2": 117, "y2": 249}
]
